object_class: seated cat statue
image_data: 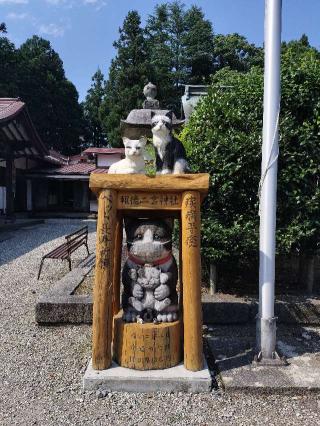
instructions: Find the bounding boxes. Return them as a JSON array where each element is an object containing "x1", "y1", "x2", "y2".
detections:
[
  {"x1": 128, "y1": 265, "x2": 171, "y2": 321},
  {"x1": 108, "y1": 136, "x2": 147, "y2": 174},
  {"x1": 151, "y1": 111, "x2": 189, "y2": 175},
  {"x1": 122, "y1": 218, "x2": 178, "y2": 323}
]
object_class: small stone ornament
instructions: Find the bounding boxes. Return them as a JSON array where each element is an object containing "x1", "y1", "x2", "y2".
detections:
[{"x1": 142, "y1": 82, "x2": 160, "y2": 110}]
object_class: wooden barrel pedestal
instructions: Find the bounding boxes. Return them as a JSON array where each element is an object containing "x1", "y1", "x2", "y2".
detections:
[{"x1": 113, "y1": 311, "x2": 182, "y2": 370}]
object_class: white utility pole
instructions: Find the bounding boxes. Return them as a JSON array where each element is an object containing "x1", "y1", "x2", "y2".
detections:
[{"x1": 256, "y1": 0, "x2": 282, "y2": 362}]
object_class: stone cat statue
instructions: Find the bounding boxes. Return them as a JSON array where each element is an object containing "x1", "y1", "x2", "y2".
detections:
[
  {"x1": 108, "y1": 136, "x2": 147, "y2": 174},
  {"x1": 122, "y1": 218, "x2": 178, "y2": 323},
  {"x1": 128, "y1": 265, "x2": 171, "y2": 320},
  {"x1": 151, "y1": 111, "x2": 189, "y2": 175}
]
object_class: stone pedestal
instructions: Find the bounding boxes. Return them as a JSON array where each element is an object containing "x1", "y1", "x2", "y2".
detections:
[{"x1": 83, "y1": 358, "x2": 212, "y2": 393}]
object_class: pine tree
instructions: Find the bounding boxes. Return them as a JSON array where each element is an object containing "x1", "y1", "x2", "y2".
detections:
[
  {"x1": 17, "y1": 36, "x2": 85, "y2": 154},
  {"x1": 0, "y1": 23, "x2": 7, "y2": 33},
  {"x1": 145, "y1": 4, "x2": 174, "y2": 108},
  {"x1": 167, "y1": 1, "x2": 188, "y2": 89},
  {"x1": 0, "y1": 36, "x2": 19, "y2": 97},
  {"x1": 83, "y1": 68, "x2": 106, "y2": 147},
  {"x1": 101, "y1": 11, "x2": 150, "y2": 147},
  {"x1": 146, "y1": 2, "x2": 215, "y2": 112},
  {"x1": 183, "y1": 5, "x2": 214, "y2": 83},
  {"x1": 145, "y1": 1, "x2": 187, "y2": 113}
]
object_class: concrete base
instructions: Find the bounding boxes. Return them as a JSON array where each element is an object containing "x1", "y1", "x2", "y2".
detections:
[
  {"x1": 83, "y1": 358, "x2": 212, "y2": 393},
  {"x1": 36, "y1": 254, "x2": 95, "y2": 324},
  {"x1": 207, "y1": 325, "x2": 320, "y2": 393}
]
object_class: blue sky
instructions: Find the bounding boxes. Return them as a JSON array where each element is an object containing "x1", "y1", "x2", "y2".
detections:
[{"x1": 1, "y1": 0, "x2": 319, "y2": 101}]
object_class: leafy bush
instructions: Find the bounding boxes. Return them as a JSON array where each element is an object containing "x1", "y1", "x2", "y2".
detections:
[{"x1": 181, "y1": 42, "x2": 320, "y2": 270}]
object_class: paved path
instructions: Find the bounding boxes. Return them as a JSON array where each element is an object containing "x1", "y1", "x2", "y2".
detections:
[{"x1": 0, "y1": 220, "x2": 319, "y2": 425}]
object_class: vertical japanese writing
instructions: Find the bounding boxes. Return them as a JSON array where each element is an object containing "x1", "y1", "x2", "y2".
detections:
[
  {"x1": 98, "y1": 191, "x2": 114, "y2": 269},
  {"x1": 184, "y1": 194, "x2": 199, "y2": 248}
]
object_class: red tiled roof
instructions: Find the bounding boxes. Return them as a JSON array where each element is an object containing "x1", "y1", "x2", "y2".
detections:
[
  {"x1": 53, "y1": 163, "x2": 97, "y2": 174},
  {"x1": 0, "y1": 98, "x2": 25, "y2": 122},
  {"x1": 29, "y1": 163, "x2": 109, "y2": 176},
  {"x1": 82, "y1": 147, "x2": 125, "y2": 155}
]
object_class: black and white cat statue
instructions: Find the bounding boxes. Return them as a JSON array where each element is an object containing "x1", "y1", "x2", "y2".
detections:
[
  {"x1": 151, "y1": 110, "x2": 189, "y2": 174},
  {"x1": 122, "y1": 218, "x2": 179, "y2": 323}
]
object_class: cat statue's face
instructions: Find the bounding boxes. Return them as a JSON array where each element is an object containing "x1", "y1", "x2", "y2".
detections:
[
  {"x1": 151, "y1": 112, "x2": 172, "y2": 141},
  {"x1": 123, "y1": 136, "x2": 147, "y2": 158},
  {"x1": 125, "y1": 218, "x2": 172, "y2": 264}
]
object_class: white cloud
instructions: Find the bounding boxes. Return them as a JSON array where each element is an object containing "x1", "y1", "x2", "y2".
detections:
[
  {"x1": 0, "y1": 0, "x2": 28, "y2": 4},
  {"x1": 44, "y1": 0, "x2": 106, "y2": 10},
  {"x1": 83, "y1": 0, "x2": 107, "y2": 10},
  {"x1": 39, "y1": 23, "x2": 65, "y2": 38},
  {"x1": 6, "y1": 12, "x2": 28, "y2": 20},
  {"x1": 45, "y1": 0, "x2": 67, "y2": 4}
]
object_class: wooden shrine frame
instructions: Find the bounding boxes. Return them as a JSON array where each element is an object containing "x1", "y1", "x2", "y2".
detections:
[{"x1": 89, "y1": 173, "x2": 210, "y2": 372}]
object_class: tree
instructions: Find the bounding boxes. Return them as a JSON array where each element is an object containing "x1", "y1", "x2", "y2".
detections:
[
  {"x1": 183, "y1": 5, "x2": 214, "y2": 83},
  {"x1": 101, "y1": 11, "x2": 150, "y2": 147},
  {"x1": 213, "y1": 33, "x2": 263, "y2": 72},
  {"x1": 145, "y1": 2, "x2": 214, "y2": 112},
  {"x1": 83, "y1": 68, "x2": 106, "y2": 147},
  {"x1": 166, "y1": 1, "x2": 188, "y2": 90},
  {"x1": 145, "y1": 3, "x2": 175, "y2": 109},
  {"x1": 181, "y1": 42, "x2": 320, "y2": 279},
  {"x1": 0, "y1": 36, "x2": 19, "y2": 97},
  {"x1": 0, "y1": 23, "x2": 7, "y2": 34},
  {"x1": 17, "y1": 36, "x2": 84, "y2": 153}
]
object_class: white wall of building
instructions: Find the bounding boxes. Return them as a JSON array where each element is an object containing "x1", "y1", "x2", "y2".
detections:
[
  {"x1": 90, "y1": 200, "x2": 98, "y2": 213},
  {"x1": 97, "y1": 153, "x2": 122, "y2": 168}
]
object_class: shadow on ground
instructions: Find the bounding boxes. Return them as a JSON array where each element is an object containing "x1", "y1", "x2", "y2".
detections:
[{"x1": 206, "y1": 323, "x2": 320, "y2": 374}]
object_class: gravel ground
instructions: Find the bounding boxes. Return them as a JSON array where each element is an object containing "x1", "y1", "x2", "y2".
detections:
[{"x1": 0, "y1": 219, "x2": 320, "y2": 426}]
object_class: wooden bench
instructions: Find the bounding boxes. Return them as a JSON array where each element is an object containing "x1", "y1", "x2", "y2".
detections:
[{"x1": 37, "y1": 225, "x2": 90, "y2": 279}]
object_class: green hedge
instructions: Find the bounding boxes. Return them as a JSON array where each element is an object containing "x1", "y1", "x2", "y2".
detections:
[{"x1": 181, "y1": 44, "x2": 320, "y2": 270}]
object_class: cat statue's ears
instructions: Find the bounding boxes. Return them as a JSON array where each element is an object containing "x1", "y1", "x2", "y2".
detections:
[
  {"x1": 124, "y1": 218, "x2": 174, "y2": 235},
  {"x1": 165, "y1": 111, "x2": 173, "y2": 121},
  {"x1": 122, "y1": 136, "x2": 147, "y2": 147},
  {"x1": 150, "y1": 110, "x2": 173, "y2": 121},
  {"x1": 139, "y1": 136, "x2": 147, "y2": 147},
  {"x1": 163, "y1": 218, "x2": 174, "y2": 230},
  {"x1": 122, "y1": 137, "x2": 130, "y2": 146}
]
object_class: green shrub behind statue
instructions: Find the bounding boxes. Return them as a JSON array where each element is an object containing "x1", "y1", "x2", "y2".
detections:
[{"x1": 181, "y1": 41, "x2": 320, "y2": 281}]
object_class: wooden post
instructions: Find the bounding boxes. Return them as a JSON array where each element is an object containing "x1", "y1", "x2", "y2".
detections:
[
  {"x1": 92, "y1": 189, "x2": 117, "y2": 370},
  {"x1": 306, "y1": 255, "x2": 315, "y2": 295},
  {"x1": 209, "y1": 263, "x2": 217, "y2": 295},
  {"x1": 112, "y1": 214, "x2": 123, "y2": 315},
  {"x1": 5, "y1": 148, "x2": 14, "y2": 220},
  {"x1": 178, "y1": 218, "x2": 183, "y2": 313},
  {"x1": 181, "y1": 191, "x2": 203, "y2": 371}
]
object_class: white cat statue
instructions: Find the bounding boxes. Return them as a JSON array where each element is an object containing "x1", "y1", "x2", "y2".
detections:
[{"x1": 108, "y1": 136, "x2": 147, "y2": 174}]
